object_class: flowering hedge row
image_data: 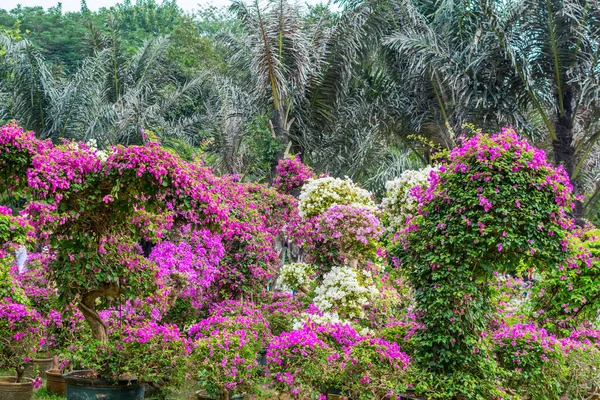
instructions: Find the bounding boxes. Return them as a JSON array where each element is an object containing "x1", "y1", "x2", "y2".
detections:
[{"x1": 0, "y1": 123, "x2": 599, "y2": 399}]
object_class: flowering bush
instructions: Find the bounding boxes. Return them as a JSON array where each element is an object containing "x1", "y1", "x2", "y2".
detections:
[
  {"x1": 391, "y1": 128, "x2": 575, "y2": 382},
  {"x1": 492, "y1": 323, "x2": 565, "y2": 398},
  {"x1": 150, "y1": 226, "x2": 224, "y2": 309},
  {"x1": 258, "y1": 291, "x2": 306, "y2": 336},
  {"x1": 190, "y1": 328, "x2": 261, "y2": 400},
  {"x1": 561, "y1": 331, "x2": 600, "y2": 398},
  {"x1": 0, "y1": 300, "x2": 43, "y2": 383},
  {"x1": 315, "y1": 205, "x2": 384, "y2": 262},
  {"x1": 188, "y1": 301, "x2": 270, "y2": 349},
  {"x1": 266, "y1": 326, "x2": 337, "y2": 398},
  {"x1": 298, "y1": 176, "x2": 373, "y2": 218},
  {"x1": 276, "y1": 262, "x2": 314, "y2": 292},
  {"x1": 531, "y1": 227, "x2": 600, "y2": 329},
  {"x1": 66, "y1": 322, "x2": 189, "y2": 392},
  {"x1": 342, "y1": 338, "x2": 410, "y2": 399},
  {"x1": 214, "y1": 183, "x2": 295, "y2": 299},
  {"x1": 381, "y1": 166, "x2": 434, "y2": 231},
  {"x1": 0, "y1": 206, "x2": 30, "y2": 308},
  {"x1": 0, "y1": 123, "x2": 50, "y2": 196},
  {"x1": 313, "y1": 266, "x2": 379, "y2": 320},
  {"x1": 272, "y1": 154, "x2": 314, "y2": 194}
]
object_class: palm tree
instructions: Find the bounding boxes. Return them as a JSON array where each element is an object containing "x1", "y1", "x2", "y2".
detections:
[
  {"x1": 481, "y1": 0, "x2": 600, "y2": 218},
  {"x1": 0, "y1": 14, "x2": 208, "y2": 147}
]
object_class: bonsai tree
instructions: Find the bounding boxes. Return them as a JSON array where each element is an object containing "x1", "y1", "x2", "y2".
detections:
[
  {"x1": 0, "y1": 300, "x2": 43, "y2": 385},
  {"x1": 19, "y1": 137, "x2": 225, "y2": 343},
  {"x1": 0, "y1": 125, "x2": 226, "y2": 386}
]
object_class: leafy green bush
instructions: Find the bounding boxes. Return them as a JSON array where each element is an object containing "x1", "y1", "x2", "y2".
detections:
[{"x1": 391, "y1": 129, "x2": 575, "y2": 392}]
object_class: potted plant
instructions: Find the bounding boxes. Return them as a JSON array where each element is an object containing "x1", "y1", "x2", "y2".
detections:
[
  {"x1": 43, "y1": 305, "x2": 87, "y2": 395},
  {"x1": 0, "y1": 127, "x2": 224, "y2": 397},
  {"x1": 64, "y1": 321, "x2": 189, "y2": 399},
  {"x1": 0, "y1": 300, "x2": 43, "y2": 400},
  {"x1": 0, "y1": 203, "x2": 43, "y2": 400}
]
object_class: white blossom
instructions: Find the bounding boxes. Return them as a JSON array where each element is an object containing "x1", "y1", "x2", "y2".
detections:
[
  {"x1": 276, "y1": 262, "x2": 314, "y2": 291},
  {"x1": 298, "y1": 177, "x2": 374, "y2": 218},
  {"x1": 313, "y1": 266, "x2": 379, "y2": 320},
  {"x1": 381, "y1": 166, "x2": 435, "y2": 231}
]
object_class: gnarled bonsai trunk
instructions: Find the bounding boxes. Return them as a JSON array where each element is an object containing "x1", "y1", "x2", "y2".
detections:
[
  {"x1": 78, "y1": 285, "x2": 120, "y2": 344},
  {"x1": 15, "y1": 364, "x2": 25, "y2": 383}
]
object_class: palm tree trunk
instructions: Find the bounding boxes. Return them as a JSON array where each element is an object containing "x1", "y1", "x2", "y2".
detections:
[
  {"x1": 551, "y1": 87, "x2": 584, "y2": 220},
  {"x1": 269, "y1": 107, "x2": 290, "y2": 181}
]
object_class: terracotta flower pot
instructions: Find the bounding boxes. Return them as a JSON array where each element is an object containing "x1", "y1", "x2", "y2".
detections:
[
  {"x1": 0, "y1": 376, "x2": 34, "y2": 400},
  {"x1": 45, "y1": 369, "x2": 66, "y2": 396}
]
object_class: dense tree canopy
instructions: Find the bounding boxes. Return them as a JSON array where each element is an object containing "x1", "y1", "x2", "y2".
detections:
[{"x1": 1, "y1": 0, "x2": 600, "y2": 219}]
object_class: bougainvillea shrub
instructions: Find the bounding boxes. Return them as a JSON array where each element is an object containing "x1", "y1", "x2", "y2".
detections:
[
  {"x1": 298, "y1": 176, "x2": 373, "y2": 218},
  {"x1": 531, "y1": 226, "x2": 600, "y2": 330},
  {"x1": 17, "y1": 138, "x2": 228, "y2": 343},
  {"x1": 391, "y1": 128, "x2": 576, "y2": 382},
  {"x1": 0, "y1": 300, "x2": 43, "y2": 384},
  {"x1": 272, "y1": 154, "x2": 314, "y2": 194},
  {"x1": 342, "y1": 337, "x2": 410, "y2": 398},
  {"x1": 188, "y1": 301, "x2": 269, "y2": 399},
  {"x1": 67, "y1": 322, "x2": 189, "y2": 391},
  {"x1": 491, "y1": 322, "x2": 566, "y2": 398},
  {"x1": 266, "y1": 325, "x2": 337, "y2": 398},
  {"x1": 0, "y1": 206, "x2": 31, "y2": 304}
]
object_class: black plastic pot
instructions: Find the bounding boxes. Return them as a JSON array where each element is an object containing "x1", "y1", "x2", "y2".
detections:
[{"x1": 63, "y1": 370, "x2": 144, "y2": 400}]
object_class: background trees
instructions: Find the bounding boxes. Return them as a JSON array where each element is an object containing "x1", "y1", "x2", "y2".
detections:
[{"x1": 1, "y1": 0, "x2": 600, "y2": 218}]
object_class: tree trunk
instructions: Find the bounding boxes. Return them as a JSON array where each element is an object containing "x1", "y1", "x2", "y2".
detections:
[
  {"x1": 78, "y1": 285, "x2": 120, "y2": 343},
  {"x1": 551, "y1": 87, "x2": 584, "y2": 221},
  {"x1": 15, "y1": 365, "x2": 24, "y2": 383},
  {"x1": 222, "y1": 111, "x2": 245, "y2": 175},
  {"x1": 269, "y1": 107, "x2": 290, "y2": 182}
]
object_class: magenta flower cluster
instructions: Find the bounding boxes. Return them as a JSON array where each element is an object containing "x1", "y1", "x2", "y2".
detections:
[{"x1": 272, "y1": 154, "x2": 314, "y2": 193}]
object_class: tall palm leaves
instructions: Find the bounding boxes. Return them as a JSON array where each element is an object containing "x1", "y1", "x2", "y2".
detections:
[
  {"x1": 0, "y1": 35, "x2": 55, "y2": 136},
  {"x1": 228, "y1": 0, "x2": 318, "y2": 159},
  {"x1": 481, "y1": 0, "x2": 600, "y2": 217},
  {"x1": 0, "y1": 17, "x2": 207, "y2": 146}
]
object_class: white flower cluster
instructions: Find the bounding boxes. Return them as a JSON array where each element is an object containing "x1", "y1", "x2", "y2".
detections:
[
  {"x1": 313, "y1": 266, "x2": 379, "y2": 320},
  {"x1": 86, "y1": 139, "x2": 109, "y2": 162},
  {"x1": 298, "y1": 177, "x2": 373, "y2": 218},
  {"x1": 381, "y1": 166, "x2": 434, "y2": 231},
  {"x1": 276, "y1": 262, "x2": 314, "y2": 292}
]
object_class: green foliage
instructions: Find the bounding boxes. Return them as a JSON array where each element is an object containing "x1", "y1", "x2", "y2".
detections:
[
  {"x1": 190, "y1": 331, "x2": 261, "y2": 398},
  {"x1": 531, "y1": 228, "x2": 600, "y2": 331},
  {"x1": 391, "y1": 131, "x2": 573, "y2": 384},
  {"x1": 0, "y1": 257, "x2": 27, "y2": 304},
  {"x1": 66, "y1": 330, "x2": 188, "y2": 390},
  {"x1": 161, "y1": 297, "x2": 200, "y2": 331},
  {"x1": 562, "y1": 345, "x2": 600, "y2": 398},
  {"x1": 242, "y1": 115, "x2": 284, "y2": 181},
  {"x1": 407, "y1": 361, "x2": 507, "y2": 400}
]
